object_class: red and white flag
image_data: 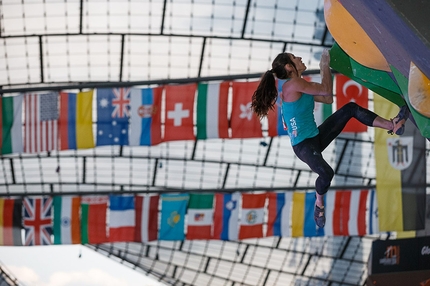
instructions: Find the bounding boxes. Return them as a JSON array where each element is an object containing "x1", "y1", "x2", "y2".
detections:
[
  {"x1": 325, "y1": 190, "x2": 368, "y2": 236},
  {"x1": 135, "y1": 195, "x2": 159, "y2": 242},
  {"x1": 239, "y1": 193, "x2": 266, "y2": 239},
  {"x1": 336, "y1": 75, "x2": 368, "y2": 133},
  {"x1": 24, "y1": 93, "x2": 59, "y2": 153},
  {"x1": 163, "y1": 84, "x2": 196, "y2": 142},
  {"x1": 231, "y1": 81, "x2": 263, "y2": 138}
]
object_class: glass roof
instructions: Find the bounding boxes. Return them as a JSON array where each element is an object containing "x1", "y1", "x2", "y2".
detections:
[{"x1": 0, "y1": 1, "x2": 429, "y2": 285}]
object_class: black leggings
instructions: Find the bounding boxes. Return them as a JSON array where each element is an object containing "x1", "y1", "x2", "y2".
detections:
[{"x1": 292, "y1": 102, "x2": 378, "y2": 195}]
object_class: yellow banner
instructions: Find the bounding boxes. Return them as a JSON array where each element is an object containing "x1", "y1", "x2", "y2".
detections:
[{"x1": 374, "y1": 94, "x2": 403, "y2": 231}]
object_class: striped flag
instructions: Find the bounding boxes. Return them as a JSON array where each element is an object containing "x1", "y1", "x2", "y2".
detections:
[
  {"x1": 109, "y1": 195, "x2": 135, "y2": 242},
  {"x1": 239, "y1": 193, "x2": 265, "y2": 239},
  {"x1": 374, "y1": 94, "x2": 426, "y2": 232},
  {"x1": 0, "y1": 95, "x2": 23, "y2": 155},
  {"x1": 159, "y1": 194, "x2": 189, "y2": 241},
  {"x1": 213, "y1": 192, "x2": 240, "y2": 241},
  {"x1": 81, "y1": 196, "x2": 108, "y2": 244},
  {"x1": 187, "y1": 193, "x2": 214, "y2": 240},
  {"x1": 231, "y1": 81, "x2": 263, "y2": 139},
  {"x1": 196, "y1": 82, "x2": 230, "y2": 139},
  {"x1": 267, "y1": 192, "x2": 292, "y2": 237},
  {"x1": 367, "y1": 189, "x2": 379, "y2": 235},
  {"x1": 135, "y1": 195, "x2": 159, "y2": 242},
  {"x1": 58, "y1": 91, "x2": 94, "y2": 150},
  {"x1": 24, "y1": 93, "x2": 59, "y2": 153},
  {"x1": 325, "y1": 190, "x2": 377, "y2": 236},
  {"x1": 53, "y1": 196, "x2": 81, "y2": 244},
  {"x1": 129, "y1": 87, "x2": 163, "y2": 146},
  {"x1": 0, "y1": 198, "x2": 22, "y2": 246},
  {"x1": 291, "y1": 192, "x2": 323, "y2": 237}
]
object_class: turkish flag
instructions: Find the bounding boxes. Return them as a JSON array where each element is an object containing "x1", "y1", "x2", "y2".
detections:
[
  {"x1": 336, "y1": 74, "x2": 369, "y2": 133},
  {"x1": 164, "y1": 84, "x2": 196, "y2": 142},
  {"x1": 231, "y1": 81, "x2": 263, "y2": 138}
]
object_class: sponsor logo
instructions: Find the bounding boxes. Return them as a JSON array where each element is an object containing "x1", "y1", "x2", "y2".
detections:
[
  {"x1": 379, "y1": 245, "x2": 400, "y2": 265},
  {"x1": 422, "y1": 246, "x2": 430, "y2": 255},
  {"x1": 386, "y1": 137, "x2": 413, "y2": 170}
]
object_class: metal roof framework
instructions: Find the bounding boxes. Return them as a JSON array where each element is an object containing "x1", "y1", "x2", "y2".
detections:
[{"x1": 1, "y1": 1, "x2": 429, "y2": 285}]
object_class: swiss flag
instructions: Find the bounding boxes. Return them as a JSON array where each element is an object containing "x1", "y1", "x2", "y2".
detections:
[
  {"x1": 336, "y1": 74, "x2": 368, "y2": 133},
  {"x1": 164, "y1": 84, "x2": 196, "y2": 142},
  {"x1": 231, "y1": 81, "x2": 263, "y2": 139}
]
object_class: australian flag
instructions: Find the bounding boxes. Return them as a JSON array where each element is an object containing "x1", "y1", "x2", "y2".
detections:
[
  {"x1": 23, "y1": 197, "x2": 53, "y2": 245},
  {"x1": 96, "y1": 88, "x2": 130, "y2": 146}
]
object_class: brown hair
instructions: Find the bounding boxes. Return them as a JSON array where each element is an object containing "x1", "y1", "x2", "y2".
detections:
[{"x1": 251, "y1": 53, "x2": 297, "y2": 119}]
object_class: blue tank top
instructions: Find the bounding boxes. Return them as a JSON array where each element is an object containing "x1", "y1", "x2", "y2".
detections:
[{"x1": 281, "y1": 93, "x2": 319, "y2": 146}]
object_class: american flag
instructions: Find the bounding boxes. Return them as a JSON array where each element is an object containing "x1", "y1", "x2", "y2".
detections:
[
  {"x1": 112, "y1": 88, "x2": 130, "y2": 118},
  {"x1": 23, "y1": 197, "x2": 53, "y2": 245},
  {"x1": 24, "y1": 93, "x2": 59, "y2": 153}
]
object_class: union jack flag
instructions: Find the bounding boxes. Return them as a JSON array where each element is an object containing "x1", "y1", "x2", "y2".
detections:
[
  {"x1": 23, "y1": 197, "x2": 53, "y2": 245},
  {"x1": 112, "y1": 88, "x2": 130, "y2": 118}
]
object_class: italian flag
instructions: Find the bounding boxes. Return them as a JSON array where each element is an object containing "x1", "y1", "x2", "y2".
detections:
[
  {"x1": 81, "y1": 196, "x2": 108, "y2": 244},
  {"x1": 1, "y1": 95, "x2": 23, "y2": 155},
  {"x1": 196, "y1": 82, "x2": 229, "y2": 139},
  {"x1": 53, "y1": 196, "x2": 81, "y2": 244},
  {"x1": 186, "y1": 193, "x2": 214, "y2": 239}
]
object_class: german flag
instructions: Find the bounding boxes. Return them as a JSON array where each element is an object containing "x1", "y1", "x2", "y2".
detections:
[
  {"x1": 374, "y1": 94, "x2": 426, "y2": 232},
  {"x1": 0, "y1": 198, "x2": 22, "y2": 246}
]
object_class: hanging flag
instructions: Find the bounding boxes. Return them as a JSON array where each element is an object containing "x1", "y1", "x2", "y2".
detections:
[
  {"x1": 336, "y1": 74, "x2": 369, "y2": 133},
  {"x1": 0, "y1": 198, "x2": 22, "y2": 246},
  {"x1": 164, "y1": 84, "x2": 196, "y2": 142},
  {"x1": 58, "y1": 91, "x2": 95, "y2": 150},
  {"x1": 374, "y1": 94, "x2": 426, "y2": 232},
  {"x1": 291, "y1": 192, "x2": 323, "y2": 237},
  {"x1": 231, "y1": 81, "x2": 263, "y2": 138},
  {"x1": 267, "y1": 192, "x2": 292, "y2": 237},
  {"x1": 109, "y1": 195, "x2": 135, "y2": 242},
  {"x1": 186, "y1": 193, "x2": 214, "y2": 240},
  {"x1": 81, "y1": 196, "x2": 108, "y2": 244},
  {"x1": 53, "y1": 196, "x2": 81, "y2": 244},
  {"x1": 96, "y1": 88, "x2": 130, "y2": 146},
  {"x1": 239, "y1": 193, "x2": 265, "y2": 239},
  {"x1": 129, "y1": 87, "x2": 163, "y2": 146},
  {"x1": 0, "y1": 95, "x2": 23, "y2": 155},
  {"x1": 367, "y1": 189, "x2": 380, "y2": 235},
  {"x1": 196, "y1": 82, "x2": 230, "y2": 139},
  {"x1": 23, "y1": 197, "x2": 53, "y2": 246},
  {"x1": 348, "y1": 190, "x2": 368, "y2": 236},
  {"x1": 267, "y1": 79, "x2": 289, "y2": 137},
  {"x1": 159, "y1": 194, "x2": 189, "y2": 241},
  {"x1": 24, "y1": 93, "x2": 59, "y2": 153},
  {"x1": 135, "y1": 195, "x2": 159, "y2": 242},
  {"x1": 213, "y1": 192, "x2": 240, "y2": 241}
]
